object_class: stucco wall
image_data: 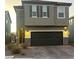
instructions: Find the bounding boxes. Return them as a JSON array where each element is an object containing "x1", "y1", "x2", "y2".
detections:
[
  {"x1": 23, "y1": 4, "x2": 69, "y2": 26},
  {"x1": 15, "y1": 8, "x2": 24, "y2": 32}
]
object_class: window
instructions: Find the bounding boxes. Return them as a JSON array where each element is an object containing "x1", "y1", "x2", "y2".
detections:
[
  {"x1": 32, "y1": 5, "x2": 37, "y2": 18},
  {"x1": 69, "y1": 19, "x2": 73, "y2": 25},
  {"x1": 6, "y1": 20, "x2": 8, "y2": 24},
  {"x1": 59, "y1": 13, "x2": 64, "y2": 17},
  {"x1": 57, "y1": 6, "x2": 65, "y2": 19},
  {"x1": 42, "y1": 5, "x2": 48, "y2": 18},
  {"x1": 30, "y1": 5, "x2": 49, "y2": 18}
]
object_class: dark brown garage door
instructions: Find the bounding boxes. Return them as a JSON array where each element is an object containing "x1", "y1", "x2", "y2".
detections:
[{"x1": 31, "y1": 32, "x2": 63, "y2": 46}]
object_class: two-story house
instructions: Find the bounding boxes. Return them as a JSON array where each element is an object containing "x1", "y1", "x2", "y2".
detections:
[
  {"x1": 5, "y1": 11, "x2": 11, "y2": 44},
  {"x1": 14, "y1": 0, "x2": 72, "y2": 46}
]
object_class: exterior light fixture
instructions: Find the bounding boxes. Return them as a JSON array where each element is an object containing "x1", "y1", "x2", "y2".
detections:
[
  {"x1": 63, "y1": 27, "x2": 70, "y2": 38},
  {"x1": 25, "y1": 30, "x2": 31, "y2": 39}
]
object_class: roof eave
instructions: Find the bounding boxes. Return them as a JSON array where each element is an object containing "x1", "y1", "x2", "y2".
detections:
[
  {"x1": 22, "y1": 1, "x2": 72, "y2": 6},
  {"x1": 14, "y1": 6, "x2": 24, "y2": 9}
]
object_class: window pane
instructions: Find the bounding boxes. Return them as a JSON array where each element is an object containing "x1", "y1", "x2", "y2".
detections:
[
  {"x1": 42, "y1": 5, "x2": 47, "y2": 12},
  {"x1": 57, "y1": 6, "x2": 65, "y2": 18},
  {"x1": 32, "y1": 12, "x2": 36, "y2": 16},
  {"x1": 32, "y1": 5, "x2": 37, "y2": 17},
  {"x1": 43, "y1": 12, "x2": 47, "y2": 16},
  {"x1": 58, "y1": 6, "x2": 65, "y2": 12},
  {"x1": 32, "y1": 5, "x2": 37, "y2": 12},
  {"x1": 42, "y1": 5, "x2": 48, "y2": 17},
  {"x1": 59, "y1": 13, "x2": 64, "y2": 17}
]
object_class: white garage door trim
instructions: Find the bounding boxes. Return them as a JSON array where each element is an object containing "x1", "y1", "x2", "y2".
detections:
[{"x1": 30, "y1": 30, "x2": 63, "y2": 32}]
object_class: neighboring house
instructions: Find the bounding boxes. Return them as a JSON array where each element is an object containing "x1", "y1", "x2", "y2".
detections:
[
  {"x1": 14, "y1": 0, "x2": 72, "y2": 46},
  {"x1": 69, "y1": 16, "x2": 74, "y2": 43},
  {"x1": 5, "y1": 11, "x2": 11, "y2": 44}
]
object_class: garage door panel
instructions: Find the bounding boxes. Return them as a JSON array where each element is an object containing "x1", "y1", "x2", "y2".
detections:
[
  {"x1": 32, "y1": 32, "x2": 62, "y2": 38},
  {"x1": 31, "y1": 32, "x2": 63, "y2": 46}
]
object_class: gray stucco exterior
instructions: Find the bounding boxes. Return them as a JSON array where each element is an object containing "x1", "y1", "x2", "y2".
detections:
[
  {"x1": 14, "y1": 8, "x2": 24, "y2": 32},
  {"x1": 5, "y1": 11, "x2": 11, "y2": 44},
  {"x1": 14, "y1": 0, "x2": 71, "y2": 31},
  {"x1": 23, "y1": 4, "x2": 69, "y2": 26},
  {"x1": 14, "y1": 0, "x2": 72, "y2": 44},
  {"x1": 69, "y1": 16, "x2": 74, "y2": 43}
]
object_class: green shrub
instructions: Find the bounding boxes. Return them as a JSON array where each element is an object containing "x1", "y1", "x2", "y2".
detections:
[
  {"x1": 5, "y1": 36, "x2": 11, "y2": 44},
  {"x1": 7, "y1": 43, "x2": 21, "y2": 54},
  {"x1": 20, "y1": 43, "x2": 27, "y2": 49},
  {"x1": 11, "y1": 46, "x2": 21, "y2": 54},
  {"x1": 7, "y1": 43, "x2": 14, "y2": 50}
]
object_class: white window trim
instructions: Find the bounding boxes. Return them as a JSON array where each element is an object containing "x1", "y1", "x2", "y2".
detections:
[
  {"x1": 42, "y1": 5, "x2": 48, "y2": 18},
  {"x1": 32, "y1": 5, "x2": 37, "y2": 18},
  {"x1": 32, "y1": 16, "x2": 37, "y2": 18},
  {"x1": 57, "y1": 6, "x2": 65, "y2": 19},
  {"x1": 42, "y1": 16, "x2": 48, "y2": 18}
]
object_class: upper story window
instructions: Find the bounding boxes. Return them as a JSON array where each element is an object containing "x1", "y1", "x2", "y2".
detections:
[
  {"x1": 57, "y1": 6, "x2": 65, "y2": 19},
  {"x1": 42, "y1": 5, "x2": 48, "y2": 18},
  {"x1": 32, "y1": 5, "x2": 37, "y2": 18},
  {"x1": 30, "y1": 5, "x2": 49, "y2": 18}
]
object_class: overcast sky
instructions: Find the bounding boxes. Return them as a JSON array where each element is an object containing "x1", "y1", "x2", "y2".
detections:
[{"x1": 5, "y1": 0, "x2": 74, "y2": 32}]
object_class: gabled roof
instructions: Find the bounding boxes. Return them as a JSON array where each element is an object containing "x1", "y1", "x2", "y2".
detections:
[
  {"x1": 14, "y1": 0, "x2": 72, "y2": 11},
  {"x1": 22, "y1": 0, "x2": 72, "y2": 6}
]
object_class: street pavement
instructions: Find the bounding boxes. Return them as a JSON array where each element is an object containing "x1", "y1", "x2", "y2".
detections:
[{"x1": 5, "y1": 45, "x2": 74, "y2": 59}]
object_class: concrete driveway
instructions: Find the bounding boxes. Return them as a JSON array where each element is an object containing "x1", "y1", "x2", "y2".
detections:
[{"x1": 5, "y1": 45, "x2": 74, "y2": 59}]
